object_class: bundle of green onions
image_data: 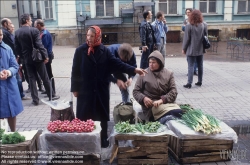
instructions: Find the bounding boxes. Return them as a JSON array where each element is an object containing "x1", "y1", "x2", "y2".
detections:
[{"x1": 179, "y1": 105, "x2": 221, "y2": 135}]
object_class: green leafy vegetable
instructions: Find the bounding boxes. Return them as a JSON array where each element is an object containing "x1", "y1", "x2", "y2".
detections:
[
  {"x1": 0, "y1": 128, "x2": 5, "y2": 140},
  {"x1": 144, "y1": 121, "x2": 162, "y2": 133},
  {"x1": 2, "y1": 132, "x2": 25, "y2": 144},
  {"x1": 115, "y1": 121, "x2": 137, "y2": 133}
]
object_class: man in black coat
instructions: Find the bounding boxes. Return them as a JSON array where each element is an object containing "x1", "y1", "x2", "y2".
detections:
[
  {"x1": 139, "y1": 10, "x2": 156, "y2": 69},
  {"x1": 15, "y1": 14, "x2": 59, "y2": 105}
]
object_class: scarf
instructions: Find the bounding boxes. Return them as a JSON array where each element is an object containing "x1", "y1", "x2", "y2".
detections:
[{"x1": 87, "y1": 26, "x2": 102, "y2": 55}]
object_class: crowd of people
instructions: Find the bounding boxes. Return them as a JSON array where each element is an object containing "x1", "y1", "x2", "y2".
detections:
[{"x1": 0, "y1": 9, "x2": 207, "y2": 148}]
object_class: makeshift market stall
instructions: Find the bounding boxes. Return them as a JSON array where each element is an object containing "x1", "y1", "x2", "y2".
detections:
[
  {"x1": 0, "y1": 130, "x2": 42, "y2": 165},
  {"x1": 39, "y1": 121, "x2": 102, "y2": 165},
  {"x1": 108, "y1": 121, "x2": 177, "y2": 165},
  {"x1": 167, "y1": 120, "x2": 237, "y2": 164}
]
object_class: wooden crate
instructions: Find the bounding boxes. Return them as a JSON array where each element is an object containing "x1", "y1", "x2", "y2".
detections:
[
  {"x1": 0, "y1": 130, "x2": 42, "y2": 165},
  {"x1": 111, "y1": 134, "x2": 168, "y2": 165},
  {"x1": 168, "y1": 135, "x2": 233, "y2": 164}
]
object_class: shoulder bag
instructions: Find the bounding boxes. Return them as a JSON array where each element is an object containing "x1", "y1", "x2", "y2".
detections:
[
  {"x1": 28, "y1": 28, "x2": 44, "y2": 62},
  {"x1": 202, "y1": 23, "x2": 210, "y2": 49}
]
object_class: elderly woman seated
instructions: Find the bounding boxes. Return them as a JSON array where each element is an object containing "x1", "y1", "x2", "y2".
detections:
[{"x1": 133, "y1": 50, "x2": 182, "y2": 124}]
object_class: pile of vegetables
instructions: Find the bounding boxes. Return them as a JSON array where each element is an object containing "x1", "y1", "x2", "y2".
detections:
[
  {"x1": 179, "y1": 105, "x2": 221, "y2": 135},
  {"x1": 115, "y1": 121, "x2": 162, "y2": 134},
  {"x1": 115, "y1": 121, "x2": 137, "y2": 133},
  {"x1": 143, "y1": 121, "x2": 162, "y2": 133},
  {"x1": 0, "y1": 128, "x2": 5, "y2": 140},
  {"x1": 47, "y1": 118, "x2": 95, "y2": 133},
  {"x1": 0, "y1": 130, "x2": 26, "y2": 144}
]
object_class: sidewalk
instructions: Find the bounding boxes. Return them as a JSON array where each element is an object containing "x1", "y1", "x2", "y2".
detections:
[{"x1": 17, "y1": 42, "x2": 250, "y2": 165}]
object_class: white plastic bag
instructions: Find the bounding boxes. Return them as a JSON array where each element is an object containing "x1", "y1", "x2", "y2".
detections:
[{"x1": 0, "y1": 118, "x2": 9, "y2": 132}]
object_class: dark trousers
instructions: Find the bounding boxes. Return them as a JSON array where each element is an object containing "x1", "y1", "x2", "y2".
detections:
[
  {"x1": 16, "y1": 72, "x2": 24, "y2": 98},
  {"x1": 45, "y1": 60, "x2": 56, "y2": 93},
  {"x1": 25, "y1": 62, "x2": 54, "y2": 103},
  {"x1": 23, "y1": 64, "x2": 43, "y2": 89},
  {"x1": 140, "y1": 43, "x2": 154, "y2": 69}
]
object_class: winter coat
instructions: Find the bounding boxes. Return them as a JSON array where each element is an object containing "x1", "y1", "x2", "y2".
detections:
[
  {"x1": 133, "y1": 50, "x2": 178, "y2": 119},
  {"x1": 0, "y1": 42, "x2": 23, "y2": 118},
  {"x1": 15, "y1": 26, "x2": 48, "y2": 64},
  {"x1": 139, "y1": 19, "x2": 156, "y2": 46},
  {"x1": 71, "y1": 43, "x2": 135, "y2": 122},
  {"x1": 182, "y1": 22, "x2": 208, "y2": 56}
]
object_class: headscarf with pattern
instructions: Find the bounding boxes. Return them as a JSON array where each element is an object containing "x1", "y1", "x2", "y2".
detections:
[{"x1": 86, "y1": 26, "x2": 102, "y2": 55}]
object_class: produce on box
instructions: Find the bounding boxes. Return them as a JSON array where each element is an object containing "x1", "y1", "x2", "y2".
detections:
[
  {"x1": 115, "y1": 121, "x2": 162, "y2": 134},
  {"x1": 1, "y1": 132, "x2": 26, "y2": 144},
  {"x1": 179, "y1": 105, "x2": 221, "y2": 135},
  {"x1": 0, "y1": 128, "x2": 4, "y2": 140},
  {"x1": 47, "y1": 118, "x2": 95, "y2": 133}
]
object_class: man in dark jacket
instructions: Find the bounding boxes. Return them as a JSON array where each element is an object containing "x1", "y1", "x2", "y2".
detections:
[
  {"x1": 15, "y1": 14, "x2": 59, "y2": 105},
  {"x1": 34, "y1": 19, "x2": 57, "y2": 95},
  {"x1": 108, "y1": 43, "x2": 137, "y2": 103},
  {"x1": 139, "y1": 10, "x2": 156, "y2": 69}
]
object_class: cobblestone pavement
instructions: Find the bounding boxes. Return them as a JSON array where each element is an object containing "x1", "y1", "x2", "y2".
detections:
[{"x1": 15, "y1": 42, "x2": 250, "y2": 165}]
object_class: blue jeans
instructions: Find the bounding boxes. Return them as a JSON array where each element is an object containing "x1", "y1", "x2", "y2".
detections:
[
  {"x1": 187, "y1": 56, "x2": 197, "y2": 72},
  {"x1": 187, "y1": 55, "x2": 203, "y2": 84},
  {"x1": 16, "y1": 72, "x2": 25, "y2": 98},
  {"x1": 140, "y1": 44, "x2": 154, "y2": 69},
  {"x1": 120, "y1": 87, "x2": 130, "y2": 103}
]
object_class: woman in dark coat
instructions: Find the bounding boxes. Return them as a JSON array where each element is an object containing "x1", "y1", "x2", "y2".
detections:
[{"x1": 71, "y1": 26, "x2": 146, "y2": 148}]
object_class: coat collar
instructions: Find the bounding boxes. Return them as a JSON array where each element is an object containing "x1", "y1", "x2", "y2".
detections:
[{"x1": 0, "y1": 41, "x2": 8, "y2": 49}]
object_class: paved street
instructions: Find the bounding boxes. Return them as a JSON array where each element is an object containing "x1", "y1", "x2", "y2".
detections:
[{"x1": 16, "y1": 42, "x2": 250, "y2": 164}]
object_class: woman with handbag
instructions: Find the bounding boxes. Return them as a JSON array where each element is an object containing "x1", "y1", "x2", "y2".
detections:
[
  {"x1": 182, "y1": 9, "x2": 208, "y2": 89},
  {"x1": 71, "y1": 26, "x2": 147, "y2": 148}
]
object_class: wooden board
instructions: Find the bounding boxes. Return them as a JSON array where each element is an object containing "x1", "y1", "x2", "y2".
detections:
[
  {"x1": 0, "y1": 130, "x2": 42, "y2": 165},
  {"x1": 114, "y1": 134, "x2": 168, "y2": 165},
  {"x1": 168, "y1": 135, "x2": 233, "y2": 164}
]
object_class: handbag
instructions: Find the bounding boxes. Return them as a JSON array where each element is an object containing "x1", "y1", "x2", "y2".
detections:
[
  {"x1": 28, "y1": 28, "x2": 44, "y2": 62},
  {"x1": 113, "y1": 100, "x2": 135, "y2": 124},
  {"x1": 50, "y1": 101, "x2": 75, "y2": 121},
  {"x1": 49, "y1": 78, "x2": 75, "y2": 121},
  {"x1": 202, "y1": 23, "x2": 210, "y2": 49}
]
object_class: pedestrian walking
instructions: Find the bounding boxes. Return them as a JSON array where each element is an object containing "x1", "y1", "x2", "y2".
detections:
[
  {"x1": 15, "y1": 14, "x2": 59, "y2": 105},
  {"x1": 34, "y1": 19, "x2": 57, "y2": 95},
  {"x1": 182, "y1": 10, "x2": 207, "y2": 88}
]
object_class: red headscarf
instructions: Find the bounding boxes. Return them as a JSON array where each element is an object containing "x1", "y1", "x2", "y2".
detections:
[{"x1": 86, "y1": 26, "x2": 102, "y2": 55}]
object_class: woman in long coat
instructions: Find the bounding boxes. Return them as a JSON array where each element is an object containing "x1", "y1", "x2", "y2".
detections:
[
  {"x1": 0, "y1": 28, "x2": 23, "y2": 132},
  {"x1": 71, "y1": 26, "x2": 146, "y2": 148},
  {"x1": 182, "y1": 9, "x2": 207, "y2": 88}
]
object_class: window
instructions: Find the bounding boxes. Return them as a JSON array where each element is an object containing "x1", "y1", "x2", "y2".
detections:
[
  {"x1": 44, "y1": 0, "x2": 53, "y2": 19},
  {"x1": 200, "y1": 0, "x2": 216, "y2": 14},
  {"x1": 96, "y1": 0, "x2": 114, "y2": 17},
  {"x1": 238, "y1": 0, "x2": 250, "y2": 13},
  {"x1": 158, "y1": 0, "x2": 177, "y2": 14}
]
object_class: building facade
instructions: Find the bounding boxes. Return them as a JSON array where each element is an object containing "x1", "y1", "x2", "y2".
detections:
[{"x1": 1, "y1": 0, "x2": 250, "y2": 46}]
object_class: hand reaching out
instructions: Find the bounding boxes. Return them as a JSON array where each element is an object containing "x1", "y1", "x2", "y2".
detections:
[{"x1": 117, "y1": 79, "x2": 126, "y2": 90}]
